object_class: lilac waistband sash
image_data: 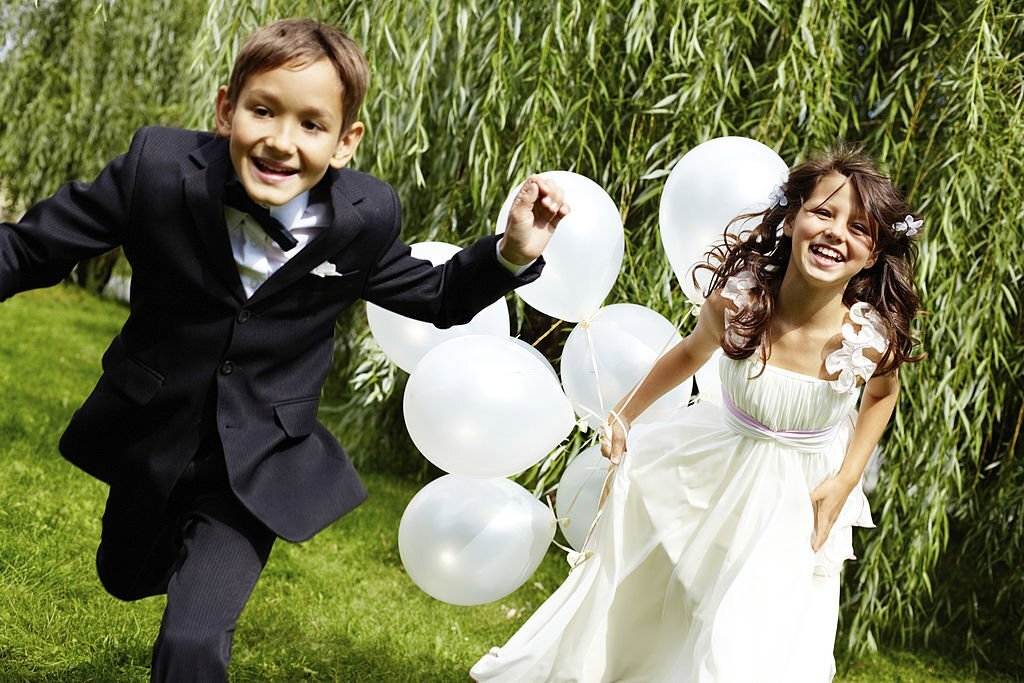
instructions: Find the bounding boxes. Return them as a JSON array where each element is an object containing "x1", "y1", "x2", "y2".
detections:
[{"x1": 722, "y1": 392, "x2": 840, "y2": 452}]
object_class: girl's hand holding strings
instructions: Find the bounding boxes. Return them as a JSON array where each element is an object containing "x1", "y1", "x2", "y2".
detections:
[
  {"x1": 809, "y1": 475, "x2": 856, "y2": 552},
  {"x1": 599, "y1": 411, "x2": 631, "y2": 465}
]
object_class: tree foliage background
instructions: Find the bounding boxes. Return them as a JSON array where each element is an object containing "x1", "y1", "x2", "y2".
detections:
[{"x1": 1, "y1": 0, "x2": 1021, "y2": 673}]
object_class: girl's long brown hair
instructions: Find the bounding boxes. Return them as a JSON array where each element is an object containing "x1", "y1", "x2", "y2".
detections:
[{"x1": 696, "y1": 144, "x2": 923, "y2": 376}]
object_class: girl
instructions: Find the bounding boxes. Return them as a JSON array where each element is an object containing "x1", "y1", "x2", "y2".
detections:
[{"x1": 471, "y1": 145, "x2": 923, "y2": 682}]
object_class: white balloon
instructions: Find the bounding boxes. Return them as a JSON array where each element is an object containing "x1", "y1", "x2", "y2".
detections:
[
  {"x1": 399, "y1": 475, "x2": 556, "y2": 606},
  {"x1": 404, "y1": 335, "x2": 576, "y2": 477},
  {"x1": 560, "y1": 304, "x2": 690, "y2": 429},
  {"x1": 659, "y1": 137, "x2": 788, "y2": 304},
  {"x1": 508, "y1": 337, "x2": 558, "y2": 380},
  {"x1": 495, "y1": 171, "x2": 624, "y2": 322},
  {"x1": 694, "y1": 349, "x2": 724, "y2": 406},
  {"x1": 366, "y1": 241, "x2": 511, "y2": 373},
  {"x1": 555, "y1": 445, "x2": 610, "y2": 551}
]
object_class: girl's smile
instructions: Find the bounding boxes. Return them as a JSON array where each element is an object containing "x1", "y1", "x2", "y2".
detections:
[{"x1": 808, "y1": 243, "x2": 846, "y2": 267}]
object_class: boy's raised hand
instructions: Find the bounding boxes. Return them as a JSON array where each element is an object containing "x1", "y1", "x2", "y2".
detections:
[{"x1": 498, "y1": 175, "x2": 570, "y2": 266}]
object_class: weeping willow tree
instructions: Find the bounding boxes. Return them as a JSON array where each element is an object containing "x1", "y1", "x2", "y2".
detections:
[
  {"x1": 1, "y1": 0, "x2": 1021, "y2": 670},
  {"x1": 0, "y1": 0, "x2": 206, "y2": 287}
]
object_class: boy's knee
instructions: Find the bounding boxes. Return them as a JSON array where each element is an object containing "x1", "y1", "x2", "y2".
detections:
[
  {"x1": 96, "y1": 544, "x2": 137, "y2": 601},
  {"x1": 95, "y1": 542, "x2": 169, "y2": 602}
]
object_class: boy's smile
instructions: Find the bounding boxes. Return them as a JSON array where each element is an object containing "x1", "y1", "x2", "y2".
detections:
[{"x1": 215, "y1": 58, "x2": 364, "y2": 207}]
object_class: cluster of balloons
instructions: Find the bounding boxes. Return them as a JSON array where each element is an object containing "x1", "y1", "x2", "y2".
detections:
[
  {"x1": 396, "y1": 334, "x2": 571, "y2": 606},
  {"x1": 376, "y1": 170, "x2": 626, "y2": 606},
  {"x1": 368, "y1": 138, "x2": 790, "y2": 606}
]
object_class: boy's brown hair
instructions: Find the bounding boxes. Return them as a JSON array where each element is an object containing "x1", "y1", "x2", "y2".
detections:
[{"x1": 227, "y1": 18, "x2": 369, "y2": 133}]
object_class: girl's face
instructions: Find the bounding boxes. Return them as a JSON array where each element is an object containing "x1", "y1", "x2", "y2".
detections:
[{"x1": 783, "y1": 171, "x2": 876, "y2": 290}]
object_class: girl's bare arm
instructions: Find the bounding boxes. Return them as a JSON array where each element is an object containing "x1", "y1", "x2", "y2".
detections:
[
  {"x1": 602, "y1": 293, "x2": 725, "y2": 461},
  {"x1": 810, "y1": 368, "x2": 900, "y2": 551},
  {"x1": 837, "y1": 370, "x2": 900, "y2": 487}
]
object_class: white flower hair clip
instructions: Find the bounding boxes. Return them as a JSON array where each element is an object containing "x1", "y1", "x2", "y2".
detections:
[
  {"x1": 768, "y1": 184, "x2": 789, "y2": 208},
  {"x1": 891, "y1": 214, "x2": 923, "y2": 237}
]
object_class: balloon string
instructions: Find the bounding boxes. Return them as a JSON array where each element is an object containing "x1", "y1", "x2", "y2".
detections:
[
  {"x1": 568, "y1": 464, "x2": 617, "y2": 570},
  {"x1": 583, "y1": 321, "x2": 607, "y2": 416},
  {"x1": 570, "y1": 317, "x2": 689, "y2": 563},
  {"x1": 597, "y1": 461, "x2": 616, "y2": 509},
  {"x1": 545, "y1": 493, "x2": 589, "y2": 565},
  {"x1": 559, "y1": 457, "x2": 606, "y2": 517},
  {"x1": 548, "y1": 431, "x2": 602, "y2": 519},
  {"x1": 575, "y1": 404, "x2": 605, "y2": 424},
  {"x1": 531, "y1": 318, "x2": 564, "y2": 349},
  {"x1": 543, "y1": 492, "x2": 566, "y2": 525}
]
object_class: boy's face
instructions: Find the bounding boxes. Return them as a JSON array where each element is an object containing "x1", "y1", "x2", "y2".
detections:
[{"x1": 214, "y1": 58, "x2": 364, "y2": 206}]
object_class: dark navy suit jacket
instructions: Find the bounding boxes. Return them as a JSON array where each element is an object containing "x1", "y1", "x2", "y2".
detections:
[{"x1": 0, "y1": 126, "x2": 542, "y2": 560}]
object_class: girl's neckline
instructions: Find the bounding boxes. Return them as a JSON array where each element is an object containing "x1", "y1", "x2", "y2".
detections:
[
  {"x1": 746, "y1": 310, "x2": 852, "y2": 384},
  {"x1": 754, "y1": 357, "x2": 835, "y2": 383}
]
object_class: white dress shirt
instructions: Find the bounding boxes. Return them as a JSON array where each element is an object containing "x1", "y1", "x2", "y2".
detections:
[{"x1": 225, "y1": 190, "x2": 532, "y2": 299}]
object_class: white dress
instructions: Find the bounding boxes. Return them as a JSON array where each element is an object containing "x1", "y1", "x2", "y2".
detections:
[{"x1": 471, "y1": 274, "x2": 884, "y2": 682}]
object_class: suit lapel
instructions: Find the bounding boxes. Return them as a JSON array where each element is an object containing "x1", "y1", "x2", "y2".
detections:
[
  {"x1": 182, "y1": 138, "x2": 247, "y2": 305},
  {"x1": 245, "y1": 169, "x2": 367, "y2": 309}
]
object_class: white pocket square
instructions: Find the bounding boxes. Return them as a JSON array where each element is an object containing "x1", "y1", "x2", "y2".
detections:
[{"x1": 310, "y1": 261, "x2": 343, "y2": 278}]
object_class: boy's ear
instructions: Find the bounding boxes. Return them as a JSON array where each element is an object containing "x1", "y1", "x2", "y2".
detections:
[
  {"x1": 214, "y1": 86, "x2": 233, "y2": 137},
  {"x1": 330, "y1": 121, "x2": 365, "y2": 169}
]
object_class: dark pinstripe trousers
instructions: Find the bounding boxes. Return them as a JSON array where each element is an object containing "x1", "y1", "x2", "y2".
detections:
[{"x1": 144, "y1": 437, "x2": 277, "y2": 682}]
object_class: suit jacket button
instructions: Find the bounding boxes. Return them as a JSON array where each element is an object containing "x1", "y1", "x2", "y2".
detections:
[
  {"x1": 220, "y1": 361, "x2": 234, "y2": 375},
  {"x1": 237, "y1": 310, "x2": 251, "y2": 324}
]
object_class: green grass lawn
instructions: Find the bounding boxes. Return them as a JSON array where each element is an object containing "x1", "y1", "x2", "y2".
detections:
[{"x1": 0, "y1": 285, "x2": 1018, "y2": 682}]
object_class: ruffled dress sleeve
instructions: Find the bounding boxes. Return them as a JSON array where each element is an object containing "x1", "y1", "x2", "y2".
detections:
[{"x1": 823, "y1": 301, "x2": 889, "y2": 393}]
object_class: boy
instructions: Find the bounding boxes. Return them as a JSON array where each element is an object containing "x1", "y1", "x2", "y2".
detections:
[{"x1": 0, "y1": 18, "x2": 566, "y2": 681}]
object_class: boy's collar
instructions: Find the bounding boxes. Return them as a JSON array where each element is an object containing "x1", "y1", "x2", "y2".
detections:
[{"x1": 267, "y1": 191, "x2": 309, "y2": 230}]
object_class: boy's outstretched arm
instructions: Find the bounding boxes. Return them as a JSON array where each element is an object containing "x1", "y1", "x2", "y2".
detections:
[
  {"x1": 360, "y1": 176, "x2": 566, "y2": 329},
  {"x1": 0, "y1": 129, "x2": 143, "y2": 300}
]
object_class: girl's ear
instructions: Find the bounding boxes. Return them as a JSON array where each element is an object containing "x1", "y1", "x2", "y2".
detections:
[
  {"x1": 782, "y1": 219, "x2": 793, "y2": 237},
  {"x1": 865, "y1": 252, "x2": 878, "y2": 269}
]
